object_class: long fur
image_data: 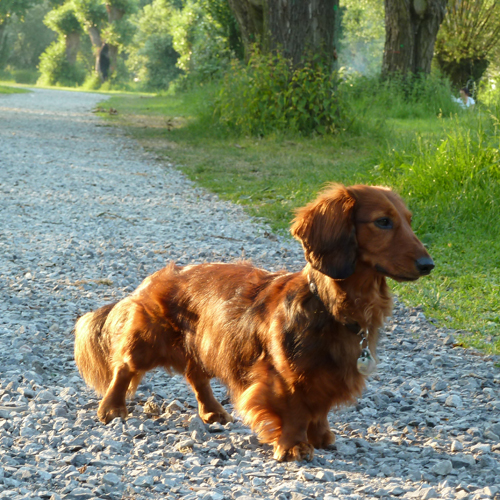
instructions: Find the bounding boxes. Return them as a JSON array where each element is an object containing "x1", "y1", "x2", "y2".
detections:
[{"x1": 74, "y1": 183, "x2": 433, "y2": 461}]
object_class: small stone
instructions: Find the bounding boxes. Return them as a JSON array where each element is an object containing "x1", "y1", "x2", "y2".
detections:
[
  {"x1": 177, "y1": 439, "x2": 194, "y2": 450},
  {"x1": 471, "y1": 443, "x2": 491, "y2": 454},
  {"x1": 335, "y1": 438, "x2": 357, "y2": 456},
  {"x1": 103, "y1": 472, "x2": 121, "y2": 486},
  {"x1": 432, "y1": 381, "x2": 447, "y2": 391},
  {"x1": 133, "y1": 475, "x2": 154, "y2": 487},
  {"x1": 143, "y1": 398, "x2": 160, "y2": 416},
  {"x1": 483, "y1": 429, "x2": 499, "y2": 441},
  {"x1": 165, "y1": 400, "x2": 183, "y2": 413},
  {"x1": 433, "y1": 460, "x2": 453, "y2": 476},
  {"x1": 297, "y1": 470, "x2": 314, "y2": 481},
  {"x1": 451, "y1": 440, "x2": 463, "y2": 452},
  {"x1": 315, "y1": 470, "x2": 335, "y2": 482},
  {"x1": 421, "y1": 487, "x2": 439, "y2": 499},
  {"x1": 450, "y1": 454, "x2": 476, "y2": 468},
  {"x1": 445, "y1": 394, "x2": 462, "y2": 407}
]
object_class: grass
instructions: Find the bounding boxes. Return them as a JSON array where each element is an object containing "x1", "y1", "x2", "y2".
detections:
[
  {"x1": 0, "y1": 85, "x2": 30, "y2": 94},
  {"x1": 97, "y1": 81, "x2": 500, "y2": 356}
]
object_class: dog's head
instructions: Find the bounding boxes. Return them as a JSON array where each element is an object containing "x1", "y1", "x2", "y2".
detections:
[{"x1": 290, "y1": 184, "x2": 434, "y2": 281}]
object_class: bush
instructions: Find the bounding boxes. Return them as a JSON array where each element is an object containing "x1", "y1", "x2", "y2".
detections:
[
  {"x1": 37, "y1": 40, "x2": 86, "y2": 87},
  {"x1": 214, "y1": 52, "x2": 347, "y2": 136},
  {"x1": 170, "y1": 0, "x2": 234, "y2": 84},
  {"x1": 127, "y1": 0, "x2": 180, "y2": 90}
]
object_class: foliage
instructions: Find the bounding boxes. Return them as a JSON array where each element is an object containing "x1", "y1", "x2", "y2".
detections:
[
  {"x1": 0, "y1": 0, "x2": 42, "y2": 24},
  {"x1": 127, "y1": 0, "x2": 180, "y2": 90},
  {"x1": 435, "y1": 0, "x2": 500, "y2": 86},
  {"x1": 214, "y1": 51, "x2": 348, "y2": 136},
  {"x1": 72, "y1": 0, "x2": 107, "y2": 31},
  {"x1": 44, "y1": 1, "x2": 82, "y2": 35},
  {"x1": 37, "y1": 39, "x2": 86, "y2": 85},
  {"x1": 2, "y1": 0, "x2": 56, "y2": 70},
  {"x1": 344, "y1": 71, "x2": 458, "y2": 119},
  {"x1": 338, "y1": 0, "x2": 384, "y2": 75},
  {"x1": 170, "y1": 0, "x2": 236, "y2": 83}
]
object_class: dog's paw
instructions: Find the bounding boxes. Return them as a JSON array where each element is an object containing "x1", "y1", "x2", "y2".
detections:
[
  {"x1": 314, "y1": 429, "x2": 336, "y2": 449},
  {"x1": 200, "y1": 409, "x2": 234, "y2": 425},
  {"x1": 273, "y1": 442, "x2": 314, "y2": 462},
  {"x1": 97, "y1": 404, "x2": 128, "y2": 424}
]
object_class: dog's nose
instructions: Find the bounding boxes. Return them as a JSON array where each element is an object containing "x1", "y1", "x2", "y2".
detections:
[{"x1": 415, "y1": 257, "x2": 435, "y2": 275}]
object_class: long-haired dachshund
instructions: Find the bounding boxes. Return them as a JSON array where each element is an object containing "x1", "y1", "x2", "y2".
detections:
[{"x1": 74, "y1": 184, "x2": 434, "y2": 461}]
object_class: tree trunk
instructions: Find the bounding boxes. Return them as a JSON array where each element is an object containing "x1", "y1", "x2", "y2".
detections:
[
  {"x1": 0, "y1": 22, "x2": 9, "y2": 68},
  {"x1": 267, "y1": 0, "x2": 339, "y2": 68},
  {"x1": 87, "y1": 26, "x2": 103, "y2": 76},
  {"x1": 227, "y1": 0, "x2": 339, "y2": 68},
  {"x1": 226, "y1": 0, "x2": 264, "y2": 61},
  {"x1": 105, "y1": 3, "x2": 124, "y2": 76},
  {"x1": 65, "y1": 32, "x2": 80, "y2": 65},
  {"x1": 382, "y1": 0, "x2": 447, "y2": 76}
]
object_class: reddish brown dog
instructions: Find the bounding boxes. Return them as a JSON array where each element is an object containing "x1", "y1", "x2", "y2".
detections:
[{"x1": 74, "y1": 184, "x2": 434, "y2": 461}]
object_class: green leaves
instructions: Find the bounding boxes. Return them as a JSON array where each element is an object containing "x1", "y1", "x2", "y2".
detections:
[{"x1": 214, "y1": 51, "x2": 347, "y2": 136}]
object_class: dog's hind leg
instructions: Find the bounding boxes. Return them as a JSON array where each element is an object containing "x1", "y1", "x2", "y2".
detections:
[
  {"x1": 97, "y1": 363, "x2": 144, "y2": 424},
  {"x1": 185, "y1": 362, "x2": 233, "y2": 424}
]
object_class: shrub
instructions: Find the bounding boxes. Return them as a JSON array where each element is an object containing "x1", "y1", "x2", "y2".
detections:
[
  {"x1": 37, "y1": 40, "x2": 86, "y2": 87},
  {"x1": 214, "y1": 51, "x2": 347, "y2": 136},
  {"x1": 127, "y1": 0, "x2": 180, "y2": 90}
]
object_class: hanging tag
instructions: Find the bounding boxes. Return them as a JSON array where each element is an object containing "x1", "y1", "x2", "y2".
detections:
[{"x1": 357, "y1": 347, "x2": 377, "y2": 376}]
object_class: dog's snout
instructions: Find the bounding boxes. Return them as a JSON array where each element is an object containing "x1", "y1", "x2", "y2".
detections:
[{"x1": 415, "y1": 256, "x2": 435, "y2": 275}]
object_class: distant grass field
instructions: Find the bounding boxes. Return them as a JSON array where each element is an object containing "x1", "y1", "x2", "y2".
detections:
[
  {"x1": 99, "y1": 82, "x2": 500, "y2": 356},
  {"x1": 0, "y1": 85, "x2": 29, "y2": 94}
]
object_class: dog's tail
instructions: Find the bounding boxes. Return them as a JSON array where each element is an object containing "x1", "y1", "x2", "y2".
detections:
[{"x1": 74, "y1": 303, "x2": 116, "y2": 396}]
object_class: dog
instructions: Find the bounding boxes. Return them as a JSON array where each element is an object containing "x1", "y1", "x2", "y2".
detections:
[{"x1": 74, "y1": 184, "x2": 434, "y2": 461}]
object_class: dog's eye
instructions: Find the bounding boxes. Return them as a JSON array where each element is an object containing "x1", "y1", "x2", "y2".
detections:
[{"x1": 375, "y1": 217, "x2": 393, "y2": 229}]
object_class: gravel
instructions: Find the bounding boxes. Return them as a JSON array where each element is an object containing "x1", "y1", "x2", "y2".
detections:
[{"x1": 0, "y1": 87, "x2": 499, "y2": 500}]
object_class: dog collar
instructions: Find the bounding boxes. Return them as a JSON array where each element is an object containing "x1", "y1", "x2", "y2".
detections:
[{"x1": 307, "y1": 274, "x2": 361, "y2": 334}]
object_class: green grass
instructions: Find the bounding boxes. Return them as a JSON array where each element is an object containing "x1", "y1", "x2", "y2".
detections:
[
  {"x1": 0, "y1": 85, "x2": 30, "y2": 94},
  {"x1": 99, "y1": 82, "x2": 500, "y2": 355}
]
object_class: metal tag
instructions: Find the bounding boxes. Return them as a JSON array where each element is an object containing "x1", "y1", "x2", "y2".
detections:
[{"x1": 357, "y1": 347, "x2": 377, "y2": 376}]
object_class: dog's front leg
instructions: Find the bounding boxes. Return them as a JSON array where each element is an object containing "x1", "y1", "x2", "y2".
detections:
[
  {"x1": 307, "y1": 413, "x2": 336, "y2": 449},
  {"x1": 273, "y1": 403, "x2": 314, "y2": 462}
]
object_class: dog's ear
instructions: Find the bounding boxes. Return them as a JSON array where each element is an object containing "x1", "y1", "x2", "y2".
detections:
[{"x1": 290, "y1": 184, "x2": 357, "y2": 279}]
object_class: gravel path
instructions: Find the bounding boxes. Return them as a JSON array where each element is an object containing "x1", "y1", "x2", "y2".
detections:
[{"x1": 0, "y1": 87, "x2": 499, "y2": 500}]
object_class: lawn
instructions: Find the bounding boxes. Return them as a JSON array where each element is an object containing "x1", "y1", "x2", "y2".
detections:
[
  {"x1": 0, "y1": 85, "x2": 30, "y2": 94},
  {"x1": 98, "y1": 84, "x2": 500, "y2": 355}
]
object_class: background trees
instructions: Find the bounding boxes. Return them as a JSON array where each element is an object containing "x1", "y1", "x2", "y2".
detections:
[
  {"x1": 435, "y1": 0, "x2": 500, "y2": 87},
  {"x1": 382, "y1": 0, "x2": 447, "y2": 77},
  {"x1": 2, "y1": 0, "x2": 500, "y2": 96}
]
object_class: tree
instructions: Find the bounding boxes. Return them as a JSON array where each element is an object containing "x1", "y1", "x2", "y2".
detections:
[
  {"x1": 102, "y1": 0, "x2": 136, "y2": 77},
  {"x1": 44, "y1": 2, "x2": 83, "y2": 64},
  {"x1": 382, "y1": 0, "x2": 447, "y2": 76},
  {"x1": 434, "y1": 0, "x2": 500, "y2": 87},
  {"x1": 0, "y1": 0, "x2": 42, "y2": 67},
  {"x1": 226, "y1": 0, "x2": 340, "y2": 69},
  {"x1": 73, "y1": 0, "x2": 107, "y2": 79}
]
